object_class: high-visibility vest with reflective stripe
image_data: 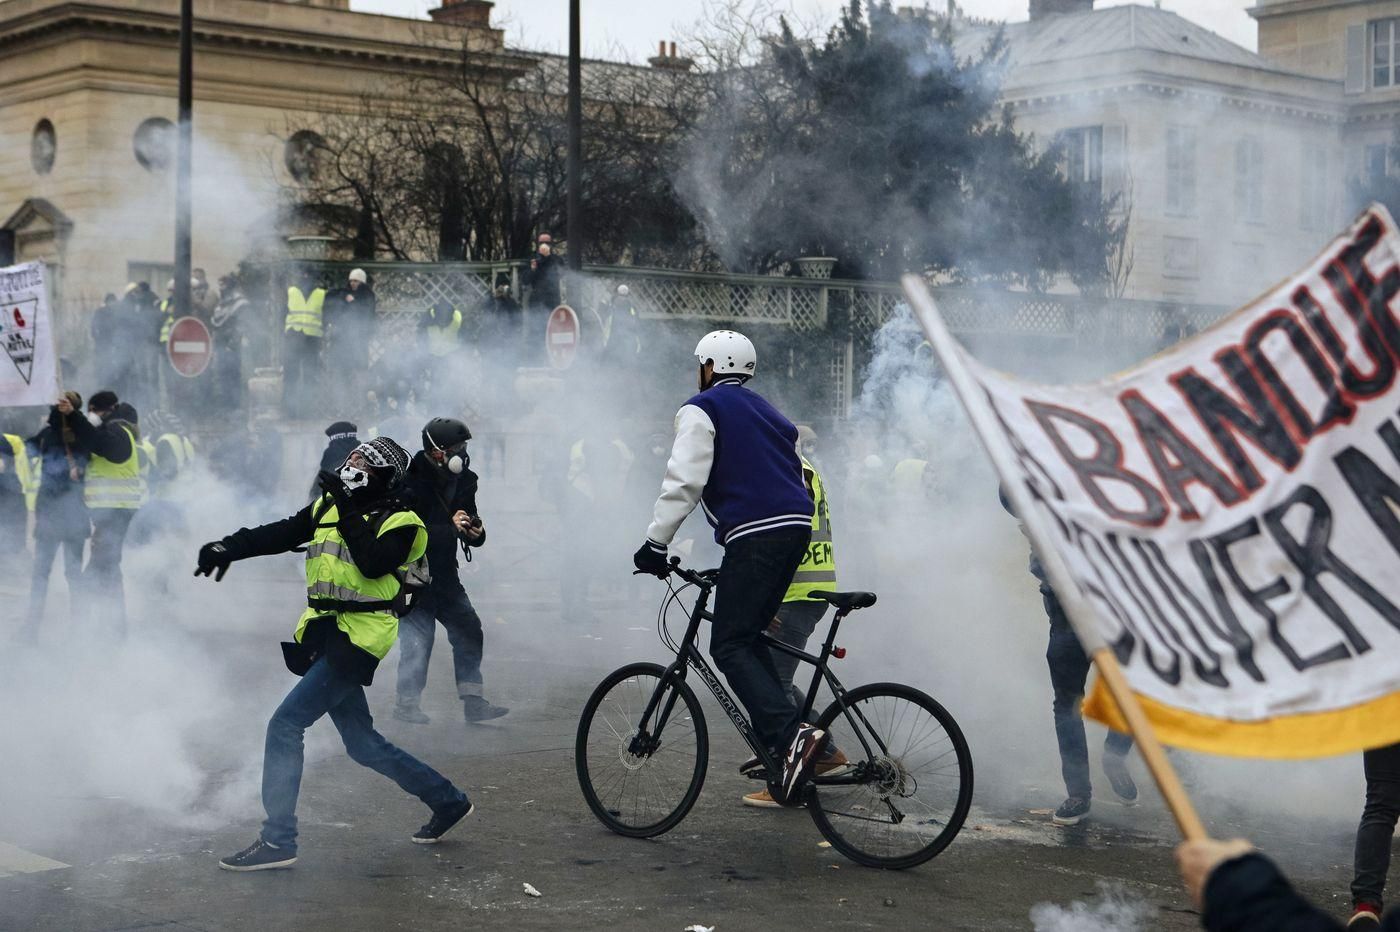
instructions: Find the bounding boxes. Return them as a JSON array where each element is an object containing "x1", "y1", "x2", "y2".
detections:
[
  {"x1": 85, "y1": 426, "x2": 147, "y2": 509},
  {"x1": 136, "y1": 438, "x2": 157, "y2": 476},
  {"x1": 3, "y1": 433, "x2": 38, "y2": 512},
  {"x1": 426, "y1": 308, "x2": 463, "y2": 357},
  {"x1": 785, "y1": 458, "x2": 837, "y2": 602},
  {"x1": 295, "y1": 494, "x2": 428, "y2": 661},
  {"x1": 159, "y1": 298, "x2": 175, "y2": 344},
  {"x1": 285, "y1": 286, "x2": 326, "y2": 338}
]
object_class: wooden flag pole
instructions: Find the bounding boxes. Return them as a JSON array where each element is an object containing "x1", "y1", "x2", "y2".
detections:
[
  {"x1": 900, "y1": 274, "x2": 1208, "y2": 842},
  {"x1": 1090, "y1": 647, "x2": 1206, "y2": 840}
]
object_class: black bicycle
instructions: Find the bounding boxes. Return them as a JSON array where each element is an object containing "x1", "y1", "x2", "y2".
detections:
[{"x1": 575, "y1": 559, "x2": 974, "y2": 869}]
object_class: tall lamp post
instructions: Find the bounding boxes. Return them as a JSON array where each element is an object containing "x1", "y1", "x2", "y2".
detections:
[
  {"x1": 174, "y1": 0, "x2": 193, "y2": 318},
  {"x1": 566, "y1": 0, "x2": 583, "y2": 271}
]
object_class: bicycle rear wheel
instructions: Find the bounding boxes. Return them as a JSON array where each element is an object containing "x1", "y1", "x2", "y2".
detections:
[
  {"x1": 576, "y1": 662, "x2": 709, "y2": 838},
  {"x1": 808, "y1": 682, "x2": 973, "y2": 869}
]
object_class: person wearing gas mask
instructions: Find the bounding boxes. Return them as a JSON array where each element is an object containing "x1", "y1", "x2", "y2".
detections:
[
  {"x1": 393, "y1": 417, "x2": 508, "y2": 725},
  {"x1": 58, "y1": 390, "x2": 145, "y2": 636},
  {"x1": 195, "y1": 437, "x2": 475, "y2": 872}
]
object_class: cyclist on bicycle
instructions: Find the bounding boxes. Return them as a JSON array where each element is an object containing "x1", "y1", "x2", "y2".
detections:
[{"x1": 633, "y1": 330, "x2": 828, "y2": 805}]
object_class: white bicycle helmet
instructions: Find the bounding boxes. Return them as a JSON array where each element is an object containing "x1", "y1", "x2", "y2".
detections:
[{"x1": 694, "y1": 330, "x2": 757, "y2": 378}]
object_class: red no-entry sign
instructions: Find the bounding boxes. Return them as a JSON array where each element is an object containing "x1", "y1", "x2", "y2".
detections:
[
  {"x1": 166, "y1": 316, "x2": 212, "y2": 378},
  {"x1": 546, "y1": 304, "x2": 580, "y2": 371}
]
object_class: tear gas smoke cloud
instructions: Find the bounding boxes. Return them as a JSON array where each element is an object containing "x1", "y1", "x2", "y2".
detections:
[{"x1": 1030, "y1": 882, "x2": 1155, "y2": 932}]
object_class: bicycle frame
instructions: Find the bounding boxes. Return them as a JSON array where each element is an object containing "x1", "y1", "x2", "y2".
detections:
[{"x1": 631, "y1": 567, "x2": 894, "y2": 785}]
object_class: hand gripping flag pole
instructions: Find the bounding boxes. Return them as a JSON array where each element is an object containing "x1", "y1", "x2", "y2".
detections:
[{"x1": 901, "y1": 275, "x2": 1206, "y2": 842}]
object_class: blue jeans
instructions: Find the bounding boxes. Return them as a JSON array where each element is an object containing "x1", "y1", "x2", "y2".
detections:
[
  {"x1": 711, "y1": 527, "x2": 810, "y2": 753},
  {"x1": 396, "y1": 585, "x2": 486, "y2": 702},
  {"x1": 260, "y1": 656, "x2": 467, "y2": 850},
  {"x1": 1044, "y1": 587, "x2": 1133, "y2": 799}
]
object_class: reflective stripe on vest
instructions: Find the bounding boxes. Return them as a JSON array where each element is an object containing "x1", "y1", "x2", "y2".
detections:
[
  {"x1": 85, "y1": 426, "x2": 147, "y2": 509},
  {"x1": 426, "y1": 308, "x2": 463, "y2": 357},
  {"x1": 3, "y1": 433, "x2": 37, "y2": 512},
  {"x1": 159, "y1": 299, "x2": 174, "y2": 344},
  {"x1": 296, "y1": 494, "x2": 428, "y2": 661},
  {"x1": 785, "y1": 458, "x2": 837, "y2": 602},
  {"x1": 285, "y1": 286, "x2": 326, "y2": 337}
]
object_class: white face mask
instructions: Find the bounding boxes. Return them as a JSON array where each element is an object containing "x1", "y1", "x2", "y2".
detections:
[
  {"x1": 87, "y1": 412, "x2": 104, "y2": 428},
  {"x1": 339, "y1": 463, "x2": 370, "y2": 491}
]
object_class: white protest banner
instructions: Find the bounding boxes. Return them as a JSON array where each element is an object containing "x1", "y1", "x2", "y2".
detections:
[
  {"x1": 906, "y1": 205, "x2": 1400, "y2": 761},
  {"x1": 0, "y1": 261, "x2": 59, "y2": 407}
]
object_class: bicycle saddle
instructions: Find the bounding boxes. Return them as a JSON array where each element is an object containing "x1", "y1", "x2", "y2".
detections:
[{"x1": 808, "y1": 590, "x2": 877, "y2": 612}]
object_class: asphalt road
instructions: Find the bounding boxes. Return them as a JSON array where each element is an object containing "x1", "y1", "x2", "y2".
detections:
[{"x1": 0, "y1": 572, "x2": 1363, "y2": 932}]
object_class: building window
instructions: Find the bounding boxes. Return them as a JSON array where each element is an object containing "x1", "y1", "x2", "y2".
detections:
[
  {"x1": 284, "y1": 130, "x2": 327, "y2": 183},
  {"x1": 1234, "y1": 137, "x2": 1263, "y2": 223},
  {"x1": 1366, "y1": 143, "x2": 1389, "y2": 182},
  {"x1": 1058, "y1": 126, "x2": 1103, "y2": 202},
  {"x1": 1166, "y1": 126, "x2": 1196, "y2": 215},
  {"x1": 1372, "y1": 18, "x2": 1400, "y2": 89},
  {"x1": 1301, "y1": 143, "x2": 1329, "y2": 231},
  {"x1": 1164, "y1": 236, "x2": 1199, "y2": 279},
  {"x1": 133, "y1": 117, "x2": 175, "y2": 172},
  {"x1": 126, "y1": 261, "x2": 174, "y2": 294},
  {"x1": 31, "y1": 119, "x2": 56, "y2": 175}
]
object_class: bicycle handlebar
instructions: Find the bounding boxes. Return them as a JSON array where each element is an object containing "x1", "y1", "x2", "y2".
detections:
[{"x1": 632, "y1": 557, "x2": 717, "y2": 588}]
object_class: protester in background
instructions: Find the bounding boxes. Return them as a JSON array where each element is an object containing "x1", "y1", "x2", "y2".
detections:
[
  {"x1": 0, "y1": 423, "x2": 29, "y2": 573},
  {"x1": 1349, "y1": 742, "x2": 1400, "y2": 929},
  {"x1": 283, "y1": 267, "x2": 326, "y2": 417},
  {"x1": 17, "y1": 392, "x2": 91, "y2": 643},
  {"x1": 1176, "y1": 837, "x2": 1400, "y2": 931},
  {"x1": 394, "y1": 418, "x2": 508, "y2": 725},
  {"x1": 61, "y1": 390, "x2": 145, "y2": 638},
  {"x1": 308, "y1": 421, "x2": 360, "y2": 502},
  {"x1": 560, "y1": 430, "x2": 633, "y2": 626},
  {"x1": 474, "y1": 277, "x2": 522, "y2": 416},
  {"x1": 195, "y1": 437, "x2": 475, "y2": 871},
  {"x1": 123, "y1": 282, "x2": 162, "y2": 410},
  {"x1": 324, "y1": 268, "x2": 377, "y2": 402},
  {"x1": 742, "y1": 427, "x2": 850, "y2": 809},
  {"x1": 210, "y1": 273, "x2": 247, "y2": 410},
  {"x1": 192, "y1": 268, "x2": 219, "y2": 318},
  {"x1": 589, "y1": 283, "x2": 641, "y2": 367},
  {"x1": 90, "y1": 293, "x2": 125, "y2": 389},
  {"x1": 417, "y1": 301, "x2": 464, "y2": 404},
  {"x1": 1000, "y1": 485, "x2": 1137, "y2": 825}
]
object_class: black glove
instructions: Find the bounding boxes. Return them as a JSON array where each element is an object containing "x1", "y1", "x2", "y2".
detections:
[
  {"x1": 633, "y1": 540, "x2": 669, "y2": 577},
  {"x1": 317, "y1": 470, "x2": 354, "y2": 514},
  {"x1": 194, "y1": 541, "x2": 232, "y2": 581}
]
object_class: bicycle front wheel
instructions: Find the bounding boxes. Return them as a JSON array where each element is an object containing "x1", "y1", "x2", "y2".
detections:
[
  {"x1": 575, "y1": 662, "x2": 709, "y2": 838},
  {"x1": 809, "y1": 682, "x2": 973, "y2": 869}
]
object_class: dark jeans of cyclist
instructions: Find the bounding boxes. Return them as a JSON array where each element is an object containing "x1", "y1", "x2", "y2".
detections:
[
  {"x1": 768, "y1": 599, "x2": 827, "y2": 711},
  {"x1": 396, "y1": 583, "x2": 486, "y2": 702},
  {"x1": 1353, "y1": 741, "x2": 1400, "y2": 908},
  {"x1": 1045, "y1": 587, "x2": 1132, "y2": 799},
  {"x1": 711, "y1": 526, "x2": 810, "y2": 754}
]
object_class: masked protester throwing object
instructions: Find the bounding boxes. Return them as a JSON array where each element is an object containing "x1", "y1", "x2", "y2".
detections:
[{"x1": 195, "y1": 436, "x2": 475, "y2": 871}]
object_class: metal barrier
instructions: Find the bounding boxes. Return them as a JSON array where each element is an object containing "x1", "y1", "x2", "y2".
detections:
[{"x1": 256, "y1": 258, "x2": 1230, "y2": 419}]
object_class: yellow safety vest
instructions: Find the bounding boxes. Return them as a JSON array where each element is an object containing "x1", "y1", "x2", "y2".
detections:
[
  {"x1": 157, "y1": 433, "x2": 188, "y2": 471},
  {"x1": 136, "y1": 438, "x2": 157, "y2": 476},
  {"x1": 285, "y1": 286, "x2": 326, "y2": 338},
  {"x1": 785, "y1": 458, "x2": 837, "y2": 602},
  {"x1": 85, "y1": 426, "x2": 147, "y2": 509},
  {"x1": 159, "y1": 298, "x2": 175, "y2": 344},
  {"x1": 426, "y1": 308, "x2": 463, "y2": 357},
  {"x1": 892, "y1": 458, "x2": 929, "y2": 498},
  {"x1": 3, "y1": 433, "x2": 38, "y2": 512},
  {"x1": 296, "y1": 494, "x2": 428, "y2": 661}
]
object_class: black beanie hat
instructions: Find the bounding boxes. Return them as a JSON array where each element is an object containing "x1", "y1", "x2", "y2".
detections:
[
  {"x1": 89, "y1": 389, "x2": 119, "y2": 411},
  {"x1": 326, "y1": 421, "x2": 358, "y2": 438}
]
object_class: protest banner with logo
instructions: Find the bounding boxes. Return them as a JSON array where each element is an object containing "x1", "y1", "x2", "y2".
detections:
[
  {"x1": 905, "y1": 205, "x2": 1400, "y2": 768},
  {"x1": 0, "y1": 261, "x2": 58, "y2": 407}
]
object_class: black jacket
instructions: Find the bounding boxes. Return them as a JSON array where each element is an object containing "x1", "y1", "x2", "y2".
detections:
[
  {"x1": 67, "y1": 411, "x2": 135, "y2": 464},
  {"x1": 402, "y1": 450, "x2": 484, "y2": 593},
  {"x1": 529, "y1": 253, "x2": 562, "y2": 309},
  {"x1": 1203, "y1": 853, "x2": 1400, "y2": 931},
  {"x1": 219, "y1": 493, "x2": 418, "y2": 685},
  {"x1": 27, "y1": 409, "x2": 90, "y2": 534}
]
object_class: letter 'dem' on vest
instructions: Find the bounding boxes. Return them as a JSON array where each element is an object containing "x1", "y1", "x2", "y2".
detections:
[{"x1": 785, "y1": 458, "x2": 837, "y2": 602}]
